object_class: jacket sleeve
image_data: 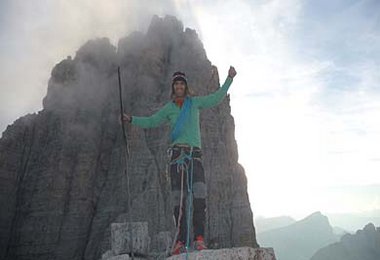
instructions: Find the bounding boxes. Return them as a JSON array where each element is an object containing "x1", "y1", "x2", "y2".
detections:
[
  {"x1": 193, "y1": 76, "x2": 233, "y2": 109},
  {"x1": 131, "y1": 103, "x2": 169, "y2": 128}
]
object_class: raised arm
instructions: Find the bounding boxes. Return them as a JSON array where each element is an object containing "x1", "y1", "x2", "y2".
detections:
[{"x1": 193, "y1": 66, "x2": 237, "y2": 110}]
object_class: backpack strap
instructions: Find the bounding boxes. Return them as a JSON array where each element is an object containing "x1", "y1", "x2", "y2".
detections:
[{"x1": 171, "y1": 97, "x2": 192, "y2": 142}]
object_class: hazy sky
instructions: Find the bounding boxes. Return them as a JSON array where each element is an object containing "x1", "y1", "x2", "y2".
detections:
[{"x1": 1, "y1": 0, "x2": 379, "y2": 225}]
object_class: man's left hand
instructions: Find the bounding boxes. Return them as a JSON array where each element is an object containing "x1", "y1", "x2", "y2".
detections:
[{"x1": 228, "y1": 66, "x2": 237, "y2": 78}]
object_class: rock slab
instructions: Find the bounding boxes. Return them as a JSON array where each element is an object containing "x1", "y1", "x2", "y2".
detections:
[
  {"x1": 111, "y1": 222, "x2": 150, "y2": 256},
  {"x1": 104, "y1": 254, "x2": 145, "y2": 260},
  {"x1": 167, "y1": 247, "x2": 276, "y2": 260}
]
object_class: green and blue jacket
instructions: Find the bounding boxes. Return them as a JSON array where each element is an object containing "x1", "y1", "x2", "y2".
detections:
[{"x1": 131, "y1": 76, "x2": 233, "y2": 148}]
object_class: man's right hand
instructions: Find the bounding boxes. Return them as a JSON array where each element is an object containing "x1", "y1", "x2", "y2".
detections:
[{"x1": 120, "y1": 113, "x2": 132, "y2": 123}]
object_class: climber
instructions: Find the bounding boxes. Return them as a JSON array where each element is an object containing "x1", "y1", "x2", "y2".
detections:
[{"x1": 121, "y1": 66, "x2": 237, "y2": 255}]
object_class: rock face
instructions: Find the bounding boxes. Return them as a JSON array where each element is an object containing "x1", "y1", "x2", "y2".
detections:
[
  {"x1": 257, "y1": 212, "x2": 338, "y2": 260},
  {"x1": 311, "y1": 223, "x2": 380, "y2": 260},
  {"x1": 167, "y1": 247, "x2": 276, "y2": 260},
  {"x1": 110, "y1": 222, "x2": 150, "y2": 256},
  {"x1": 0, "y1": 15, "x2": 258, "y2": 260},
  {"x1": 101, "y1": 220, "x2": 274, "y2": 260}
]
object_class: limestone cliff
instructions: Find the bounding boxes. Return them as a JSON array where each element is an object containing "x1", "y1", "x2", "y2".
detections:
[{"x1": 0, "y1": 15, "x2": 258, "y2": 260}]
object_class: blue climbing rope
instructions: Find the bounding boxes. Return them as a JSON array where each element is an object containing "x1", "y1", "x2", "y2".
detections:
[
  {"x1": 169, "y1": 146, "x2": 194, "y2": 260},
  {"x1": 186, "y1": 147, "x2": 194, "y2": 255}
]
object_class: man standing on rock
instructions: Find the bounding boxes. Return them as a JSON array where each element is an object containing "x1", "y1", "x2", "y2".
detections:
[{"x1": 122, "y1": 66, "x2": 237, "y2": 255}]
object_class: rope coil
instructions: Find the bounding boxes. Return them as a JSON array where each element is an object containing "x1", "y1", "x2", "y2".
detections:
[{"x1": 168, "y1": 146, "x2": 196, "y2": 259}]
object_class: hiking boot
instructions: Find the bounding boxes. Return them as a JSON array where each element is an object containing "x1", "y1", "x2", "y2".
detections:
[
  {"x1": 172, "y1": 240, "x2": 186, "y2": 255},
  {"x1": 193, "y1": 235, "x2": 207, "y2": 251}
]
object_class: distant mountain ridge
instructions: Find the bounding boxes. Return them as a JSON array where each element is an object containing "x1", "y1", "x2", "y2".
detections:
[
  {"x1": 311, "y1": 223, "x2": 380, "y2": 260},
  {"x1": 326, "y1": 209, "x2": 380, "y2": 232},
  {"x1": 255, "y1": 209, "x2": 380, "y2": 234},
  {"x1": 257, "y1": 211, "x2": 338, "y2": 260},
  {"x1": 255, "y1": 216, "x2": 296, "y2": 233}
]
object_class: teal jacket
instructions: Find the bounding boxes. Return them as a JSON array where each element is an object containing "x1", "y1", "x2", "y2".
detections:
[{"x1": 131, "y1": 76, "x2": 233, "y2": 148}]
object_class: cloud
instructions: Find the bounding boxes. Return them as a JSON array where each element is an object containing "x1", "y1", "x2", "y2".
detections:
[
  {"x1": 190, "y1": 0, "x2": 380, "y2": 218},
  {"x1": 0, "y1": 0, "x2": 179, "y2": 134}
]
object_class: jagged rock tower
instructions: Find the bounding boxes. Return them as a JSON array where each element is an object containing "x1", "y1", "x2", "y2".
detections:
[{"x1": 0, "y1": 15, "x2": 259, "y2": 260}]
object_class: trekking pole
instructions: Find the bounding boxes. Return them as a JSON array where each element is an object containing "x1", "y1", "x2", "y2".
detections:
[
  {"x1": 118, "y1": 66, "x2": 134, "y2": 259},
  {"x1": 118, "y1": 66, "x2": 130, "y2": 158}
]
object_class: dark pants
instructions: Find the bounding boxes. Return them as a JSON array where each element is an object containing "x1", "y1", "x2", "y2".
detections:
[{"x1": 169, "y1": 145, "x2": 207, "y2": 243}]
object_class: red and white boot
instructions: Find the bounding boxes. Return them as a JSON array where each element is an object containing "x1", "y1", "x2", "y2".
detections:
[
  {"x1": 172, "y1": 240, "x2": 186, "y2": 255},
  {"x1": 193, "y1": 235, "x2": 207, "y2": 251}
]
